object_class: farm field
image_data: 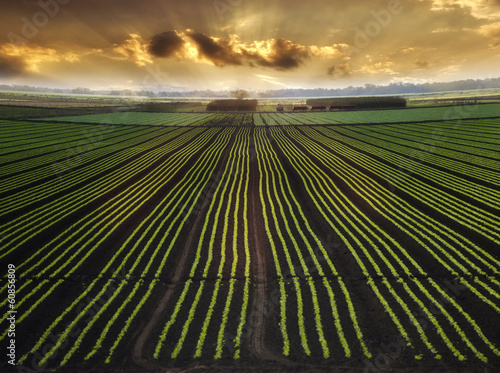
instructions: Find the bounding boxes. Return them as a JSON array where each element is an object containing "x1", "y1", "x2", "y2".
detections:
[
  {"x1": 1, "y1": 111, "x2": 500, "y2": 372},
  {"x1": 39, "y1": 103, "x2": 500, "y2": 126}
]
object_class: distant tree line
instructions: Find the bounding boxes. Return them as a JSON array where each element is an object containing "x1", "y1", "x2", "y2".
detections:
[
  {"x1": 307, "y1": 96, "x2": 407, "y2": 109},
  {"x1": 206, "y1": 99, "x2": 258, "y2": 111},
  {"x1": 133, "y1": 102, "x2": 203, "y2": 112},
  {"x1": 257, "y1": 78, "x2": 500, "y2": 98},
  {"x1": 1, "y1": 77, "x2": 499, "y2": 98}
]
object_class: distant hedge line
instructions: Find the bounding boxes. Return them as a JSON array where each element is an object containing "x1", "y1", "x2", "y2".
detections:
[
  {"x1": 135, "y1": 102, "x2": 203, "y2": 112},
  {"x1": 206, "y1": 99, "x2": 258, "y2": 111},
  {"x1": 306, "y1": 96, "x2": 407, "y2": 109}
]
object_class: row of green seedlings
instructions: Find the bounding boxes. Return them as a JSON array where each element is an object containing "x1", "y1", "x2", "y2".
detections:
[
  {"x1": 1, "y1": 128, "x2": 209, "y2": 325},
  {"x1": 280, "y1": 125, "x2": 500, "y2": 361},
  {"x1": 0, "y1": 123, "x2": 143, "y2": 175},
  {"x1": 313, "y1": 126, "x2": 500, "y2": 245},
  {"x1": 194, "y1": 127, "x2": 250, "y2": 359},
  {"x1": 335, "y1": 125, "x2": 500, "y2": 203},
  {"x1": 43, "y1": 112, "x2": 211, "y2": 126},
  {"x1": 0, "y1": 125, "x2": 159, "y2": 193},
  {"x1": 0, "y1": 129, "x2": 193, "y2": 264},
  {"x1": 254, "y1": 127, "x2": 370, "y2": 359},
  {"x1": 13, "y1": 128, "x2": 234, "y2": 368},
  {"x1": 280, "y1": 125, "x2": 498, "y2": 360},
  {"x1": 0, "y1": 127, "x2": 192, "y2": 259},
  {"x1": 84, "y1": 128, "x2": 236, "y2": 364},
  {"x1": 136, "y1": 112, "x2": 214, "y2": 126},
  {"x1": 91, "y1": 127, "x2": 235, "y2": 363},
  {"x1": 1, "y1": 128, "x2": 219, "y2": 345},
  {"x1": 272, "y1": 126, "x2": 423, "y2": 357},
  {"x1": 344, "y1": 125, "x2": 500, "y2": 186},
  {"x1": 298, "y1": 125, "x2": 500, "y2": 298},
  {"x1": 0, "y1": 121, "x2": 106, "y2": 151},
  {"x1": 0, "y1": 123, "x2": 110, "y2": 155},
  {"x1": 0, "y1": 126, "x2": 181, "y2": 214},
  {"x1": 5, "y1": 128, "x2": 219, "y2": 308},
  {"x1": 154, "y1": 127, "x2": 250, "y2": 359},
  {"x1": 364, "y1": 123, "x2": 500, "y2": 162}
]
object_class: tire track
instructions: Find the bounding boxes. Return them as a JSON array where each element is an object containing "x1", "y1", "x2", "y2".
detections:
[
  {"x1": 248, "y1": 128, "x2": 294, "y2": 366},
  {"x1": 132, "y1": 130, "x2": 234, "y2": 369}
]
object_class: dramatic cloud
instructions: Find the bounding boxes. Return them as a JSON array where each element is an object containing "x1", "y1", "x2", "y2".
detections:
[
  {"x1": 139, "y1": 30, "x2": 347, "y2": 71},
  {"x1": 257, "y1": 38, "x2": 310, "y2": 69},
  {"x1": 187, "y1": 31, "x2": 245, "y2": 66},
  {"x1": 478, "y1": 21, "x2": 500, "y2": 40},
  {"x1": 327, "y1": 64, "x2": 352, "y2": 78},
  {"x1": 147, "y1": 31, "x2": 185, "y2": 58},
  {"x1": 0, "y1": 43, "x2": 82, "y2": 74},
  {"x1": 1, "y1": 0, "x2": 499, "y2": 90},
  {"x1": 113, "y1": 34, "x2": 152, "y2": 66},
  {"x1": 0, "y1": 55, "x2": 27, "y2": 78},
  {"x1": 430, "y1": 0, "x2": 500, "y2": 19}
]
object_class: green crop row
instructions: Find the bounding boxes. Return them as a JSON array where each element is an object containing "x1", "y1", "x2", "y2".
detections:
[
  {"x1": 274, "y1": 125, "x2": 500, "y2": 361},
  {"x1": 13, "y1": 128, "x2": 234, "y2": 367},
  {"x1": 2, "y1": 118, "x2": 498, "y2": 367},
  {"x1": 31, "y1": 103, "x2": 500, "y2": 127}
]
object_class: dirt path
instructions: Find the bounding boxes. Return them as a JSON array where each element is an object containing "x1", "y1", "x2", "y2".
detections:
[
  {"x1": 131, "y1": 132, "x2": 232, "y2": 370},
  {"x1": 247, "y1": 129, "x2": 294, "y2": 366},
  {"x1": 248, "y1": 177, "x2": 267, "y2": 359},
  {"x1": 131, "y1": 205, "x2": 206, "y2": 370}
]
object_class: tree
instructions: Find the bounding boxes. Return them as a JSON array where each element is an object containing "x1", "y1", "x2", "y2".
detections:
[{"x1": 230, "y1": 89, "x2": 249, "y2": 100}]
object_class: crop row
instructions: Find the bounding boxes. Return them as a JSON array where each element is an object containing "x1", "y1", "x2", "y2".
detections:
[
  {"x1": 271, "y1": 125, "x2": 500, "y2": 361},
  {"x1": 309, "y1": 126, "x2": 500, "y2": 244},
  {"x1": 1, "y1": 119, "x2": 499, "y2": 369},
  {"x1": 37, "y1": 103, "x2": 500, "y2": 127},
  {"x1": 2, "y1": 124, "x2": 237, "y2": 368},
  {"x1": 154, "y1": 127, "x2": 251, "y2": 360},
  {"x1": 0, "y1": 124, "x2": 161, "y2": 192},
  {"x1": 41, "y1": 112, "x2": 214, "y2": 126},
  {"x1": 0, "y1": 127, "x2": 196, "y2": 258}
]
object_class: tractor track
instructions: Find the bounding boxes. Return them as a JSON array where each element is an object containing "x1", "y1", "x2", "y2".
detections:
[
  {"x1": 247, "y1": 128, "x2": 295, "y2": 367},
  {"x1": 131, "y1": 130, "x2": 234, "y2": 370}
]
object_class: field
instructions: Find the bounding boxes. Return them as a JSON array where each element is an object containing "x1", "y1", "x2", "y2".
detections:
[
  {"x1": 35, "y1": 103, "x2": 500, "y2": 127},
  {"x1": 1, "y1": 106, "x2": 500, "y2": 372}
]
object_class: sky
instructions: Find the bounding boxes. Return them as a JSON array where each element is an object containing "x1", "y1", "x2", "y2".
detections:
[{"x1": 0, "y1": 0, "x2": 499, "y2": 91}]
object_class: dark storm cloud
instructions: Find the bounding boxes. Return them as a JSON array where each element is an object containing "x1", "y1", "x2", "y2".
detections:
[
  {"x1": 261, "y1": 38, "x2": 310, "y2": 70},
  {"x1": 326, "y1": 63, "x2": 351, "y2": 77},
  {"x1": 0, "y1": 55, "x2": 27, "y2": 77},
  {"x1": 186, "y1": 31, "x2": 243, "y2": 66},
  {"x1": 2, "y1": 0, "x2": 500, "y2": 89},
  {"x1": 147, "y1": 31, "x2": 185, "y2": 58},
  {"x1": 147, "y1": 30, "x2": 314, "y2": 70}
]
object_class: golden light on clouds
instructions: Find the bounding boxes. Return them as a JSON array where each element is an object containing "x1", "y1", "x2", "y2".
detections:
[
  {"x1": 114, "y1": 30, "x2": 350, "y2": 71},
  {"x1": 359, "y1": 55, "x2": 398, "y2": 75},
  {"x1": 113, "y1": 33, "x2": 153, "y2": 67},
  {"x1": 0, "y1": 43, "x2": 80, "y2": 73},
  {"x1": 0, "y1": 0, "x2": 499, "y2": 89},
  {"x1": 478, "y1": 22, "x2": 500, "y2": 45},
  {"x1": 429, "y1": 0, "x2": 500, "y2": 19}
]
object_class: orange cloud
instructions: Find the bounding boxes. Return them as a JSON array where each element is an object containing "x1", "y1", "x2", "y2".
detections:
[
  {"x1": 113, "y1": 31, "x2": 350, "y2": 72},
  {"x1": 113, "y1": 33, "x2": 153, "y2": 67},
  {"x1": 0, "y1": 43, "x2": 83, "y2": 74},
  {"x1": 478, "y1": 22, "x2": 500, "y2": 38},
  {"x1": 359, "y1": 55, "x2": 398, "y2": 75},
  {"x1": 430, "y1": 0, "x2": 500, "y2": 19}
]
